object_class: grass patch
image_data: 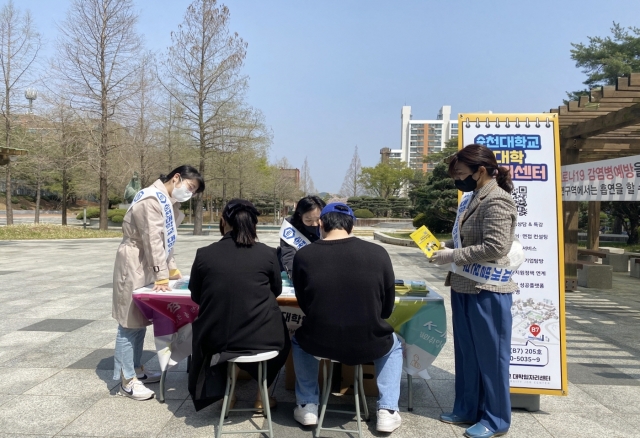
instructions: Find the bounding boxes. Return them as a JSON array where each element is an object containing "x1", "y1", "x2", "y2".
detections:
[{"x1": 0, "y1": 224, "x2": 122, "y2": 240}]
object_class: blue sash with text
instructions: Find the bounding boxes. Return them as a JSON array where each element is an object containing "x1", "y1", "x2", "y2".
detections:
[
  {"x1": 451, "y1": 191, "x2": 523, "y2": 286},
  {"x1": 127, "y1": 187, "x2": 176, "y2": 261},
  {"x1": 279, "y1": 219, "x2": 312, "y2": 250}
]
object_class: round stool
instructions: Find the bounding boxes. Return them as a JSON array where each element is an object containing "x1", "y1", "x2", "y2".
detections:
[
  {"x1": 314, "y1": 357, "x2": 370, "y2": 438},
  {"x1": 216, "y1": 350, "x2": 279, "y2": 438}
]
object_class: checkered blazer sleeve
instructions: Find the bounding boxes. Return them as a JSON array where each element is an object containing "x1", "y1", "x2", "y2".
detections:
[{"x1": 452, "y1": 194, "x2": 516, "y2": 266}]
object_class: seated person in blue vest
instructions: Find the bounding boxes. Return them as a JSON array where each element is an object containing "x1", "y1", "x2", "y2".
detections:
[
  {"x1": 431, "y1": 144, "x2": 520, "y2": 438},
  {"x1": 113, "y1": 165, "x2": 204, "y2": 401},
  {"x1": 188, "y1": 199, "x2": 291, "y2": 412},
  {"x1": 278, "y1": 195, "x2": 326, "y2": 279},
  {"x1": 290, "y1": 203, "x2": 403, "y2": 433}
]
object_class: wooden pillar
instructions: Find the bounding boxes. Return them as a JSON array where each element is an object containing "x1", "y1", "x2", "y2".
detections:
[
  {"x1": 561, "y1": 139, "x2": 581, "y2": 280},
  {"x1": 587, "y1": 201, "x2": 601, "y2": 250}
]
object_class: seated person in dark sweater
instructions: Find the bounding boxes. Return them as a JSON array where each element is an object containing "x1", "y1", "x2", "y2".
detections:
[{"x1": 291, "y1": 203, "x2": 403, "y2": 434}]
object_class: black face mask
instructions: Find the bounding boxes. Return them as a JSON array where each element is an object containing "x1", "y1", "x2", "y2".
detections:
[
  {"x1": 454, "y1": 174, "x2": 478, "y2": 192},
  {"x1": 304, "y1": 225, "x2": 320, "y2": 237}
]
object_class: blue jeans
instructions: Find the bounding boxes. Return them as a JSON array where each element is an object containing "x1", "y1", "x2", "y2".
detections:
[
  {"x1": 451, "y1": 290, "x2": 512, "y2": 434},
  {"x1": 292, "y1": 333, "x2": 403, "y2": 411},
  {"x1": 113, "y1": 325, "x2": 146, "y2": 381}
]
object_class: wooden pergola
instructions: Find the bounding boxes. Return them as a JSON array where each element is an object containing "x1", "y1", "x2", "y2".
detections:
[{"x1": 552, "y1": 73, "x2": 640, "y2": 285}]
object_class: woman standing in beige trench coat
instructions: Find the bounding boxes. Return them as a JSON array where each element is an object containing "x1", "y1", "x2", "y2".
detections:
[{"x1": 112, "y1": 165, "x2": 204, "y2": 401}]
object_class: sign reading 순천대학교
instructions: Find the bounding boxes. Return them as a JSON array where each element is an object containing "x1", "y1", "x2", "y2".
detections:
[
  {"x1": 459, "y1": 114, "x2": 568, "y2": 397},
  {"x1": 561, "y1": 154, "x2": 640, "y2": 201}
]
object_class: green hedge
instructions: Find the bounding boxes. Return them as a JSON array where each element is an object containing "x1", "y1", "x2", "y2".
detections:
[
  {"x1": 110, "y1": 214, "x2": 124, "y2": 223},
  {"x1": 354, "y1": 209, "x2": 374, "y2": 219},
  {"x1": 347, "y1": 196, "x2": 411, "y2": 218},
  {"x1": 108, "y1": 209, "x2": 127, "y2": 219},
  {"x1": 76, "y1": 207, "x2": 100, "y2": 220},
  {"x1": 75, "y1": 208, "x2": 127, "y2": 220}
]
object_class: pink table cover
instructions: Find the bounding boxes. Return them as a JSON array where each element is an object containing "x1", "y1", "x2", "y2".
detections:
[{"x1": 132, "y1": 279, "x2": 198, "y2": 371}]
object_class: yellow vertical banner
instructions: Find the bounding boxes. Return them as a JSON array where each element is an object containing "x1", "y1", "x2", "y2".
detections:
[{"x1": 459, "y1": 114, "x2": 568, "y2": 396}]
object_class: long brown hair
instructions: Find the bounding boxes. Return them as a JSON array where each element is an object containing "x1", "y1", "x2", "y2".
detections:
[{"x1": 448, "y1": 144, "x2": 513, "y2": 193}]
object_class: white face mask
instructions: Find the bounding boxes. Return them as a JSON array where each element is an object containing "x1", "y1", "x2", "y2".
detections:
[{"x1": 172, "y1": 177, "x2": 193, "y2": 202}]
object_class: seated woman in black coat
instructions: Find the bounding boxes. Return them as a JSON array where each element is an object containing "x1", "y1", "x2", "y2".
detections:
[
  {"x1": 279, "y1": 195, "x2": 326, "y2": 279},
  {"x1": 188, "y1": 199, "x2": 290, "y2": 412}
]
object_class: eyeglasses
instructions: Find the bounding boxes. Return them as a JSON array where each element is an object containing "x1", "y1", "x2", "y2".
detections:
[
  {"x1": 184, "y1": 182, "x2": 198, "y2": 193},
  {"x1": 178, "y1": 176, "x2": 198, "y2": 193}
]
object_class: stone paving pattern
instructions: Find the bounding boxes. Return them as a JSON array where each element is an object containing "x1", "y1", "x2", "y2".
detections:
[{"x1": 0, "y1": 233, "x2": 638, "y2": 437}]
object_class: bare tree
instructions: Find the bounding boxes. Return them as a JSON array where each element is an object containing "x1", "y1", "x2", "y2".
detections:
[
  {"x1": 234, "y1": 107, "x2": 271, "y2": 199},
  {"x1": 269, "y1": 157, "x2": 301, "y2": 222},
  {"x1": 0, "y1": 0, "x2": 41, "y2": 225},
  {"x1": 160, "y1": 89, "x2": 183, "y2": 171},
  {"x1": 208, "y1": 104, "x2": 270, "y2": 203},
  {"x1": 340, "y1": 145, "x2": 363, "y2": 197},
  {"x1": 125, "y1": 53, "x2": 162, "y2": 188},
  {"x1": 12, "y1": 113, "x2": 51, "y2": 224},
  {"x1": 161, "y1": 0, "x2": 248, "y2": 235},
  {"x1": 44, "y1": 93, "x2": 88, "y2": 225},
  {"x1": 53, "y1": 0, "x2": 141, "y2": 230},
  {"x1": 300, "y1": 156, "x2": 316, "y2": 195}
]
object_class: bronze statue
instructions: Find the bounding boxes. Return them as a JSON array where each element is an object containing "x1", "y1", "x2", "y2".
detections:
[{"x1": 123, "y1": 172, "x2": 141, "y2": 203}]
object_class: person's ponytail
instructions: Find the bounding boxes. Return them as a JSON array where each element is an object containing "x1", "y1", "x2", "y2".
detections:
[
  {"x1": 230, "y1": 210, "x2": 258, "y2": 247},
  {"x1": 495, "y1": 167, "x2": 513, "y2": 193},
  {"x1": 221, "y1": 199, "x2": 260, "y2": 247}
]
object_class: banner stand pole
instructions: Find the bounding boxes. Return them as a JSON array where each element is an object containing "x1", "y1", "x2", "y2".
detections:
[{"x1": 510, "y1": 393, "x2": 540, "y2": 412}]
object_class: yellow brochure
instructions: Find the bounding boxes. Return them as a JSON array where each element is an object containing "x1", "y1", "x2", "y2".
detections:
[{"x1": 410, "y1": 225, "x2": 441, "y2": 258}]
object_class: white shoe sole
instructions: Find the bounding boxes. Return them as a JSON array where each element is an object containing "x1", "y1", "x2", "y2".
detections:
[
  {"x1": 377, "y1": 421, "x2": 402, "y2": 433},
  {"x1": 295, "y1": 417, "x2": 318, "y2": 426}
]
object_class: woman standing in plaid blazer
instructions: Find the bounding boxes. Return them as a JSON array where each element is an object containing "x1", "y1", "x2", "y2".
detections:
[{"x1": 432, "y1": 144, "x2": 518, "y2": 438}]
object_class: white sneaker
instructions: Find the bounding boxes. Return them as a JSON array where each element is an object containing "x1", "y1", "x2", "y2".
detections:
[
  {"x1": 118, "y1": 378, "x2": 155, "y2": 401},
  {"x1": 376, "y1": 409, "x2": 402, "y2": 433},
  {"x1": 294, "y1": 404, "x2": 318, "y2": 426},
  {"x1": 136, "y1": 366, "x2": 161, "y2": 384}
]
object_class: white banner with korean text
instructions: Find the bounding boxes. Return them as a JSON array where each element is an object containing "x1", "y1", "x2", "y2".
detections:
[
  {"x1": 460, "y1": 114, "x2": 567, "y2": 396},
  {"x1": 561, "y1": 155, "x2": 640, "y2": 201}
]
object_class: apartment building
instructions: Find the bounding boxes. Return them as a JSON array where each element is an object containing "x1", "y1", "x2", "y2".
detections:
[{"x1": 396, "y1": 105, "x2": 458, "y2": 172}]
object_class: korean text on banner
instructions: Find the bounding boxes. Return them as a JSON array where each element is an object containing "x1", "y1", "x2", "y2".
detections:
[
  {"x1": 561, "y1": 154, "x2": 640, "y2": 202},
  {"x1": 459, "y1": 114, "x2": 567, "y2": 396}
]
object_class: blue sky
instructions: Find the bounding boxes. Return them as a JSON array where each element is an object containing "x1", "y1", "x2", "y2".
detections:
[{"x1": 19, "y1": 0, "x2": 640, "y2": 193}]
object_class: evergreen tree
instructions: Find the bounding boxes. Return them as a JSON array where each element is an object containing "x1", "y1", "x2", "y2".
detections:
[
  {"x1": 567, "y1": 23, "x2": 640, "y2": 101},
  {"x1": 409, "y1": 137, "x2": 458, "y2": 233}
]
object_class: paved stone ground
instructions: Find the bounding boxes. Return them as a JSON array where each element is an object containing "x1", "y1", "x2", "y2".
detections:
[{"x1": 0, "y1": 233, "x2": 638, "y2": 437}]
